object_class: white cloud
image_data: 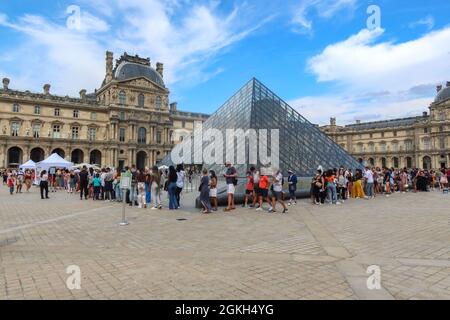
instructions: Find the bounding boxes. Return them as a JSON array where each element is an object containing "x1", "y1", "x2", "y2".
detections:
[
  {"x1": 292, "y1": 0, "x2": 357, "y2": 34},
  {"x1": 290, "y1": 93, "x2": 432, "y2": 126},
  {"x1": 307, "y1": 26, "x2": 450, "y2": 92},
  {"x1": 289, "y1": 26, "x2": 450, "y2": 125},
  {"x1": 0, "y1": 0, "x2": 269, "y2": 95}
]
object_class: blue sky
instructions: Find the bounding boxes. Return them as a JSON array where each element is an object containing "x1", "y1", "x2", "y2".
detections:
[{"x1": 1, "y1": 0, "x2": 450, "y2": 125}]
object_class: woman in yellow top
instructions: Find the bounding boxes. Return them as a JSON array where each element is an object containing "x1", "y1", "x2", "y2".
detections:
[{"x1": 352, "y1": 169, "x2": 365, "y2": 199}]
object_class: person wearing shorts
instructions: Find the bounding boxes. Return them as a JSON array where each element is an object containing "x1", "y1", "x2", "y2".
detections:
[
  {"x1": 243, "y1": 171, "x2": 254, "y2": 208},
  {"x1": 224, "y1": 161, "x2": 237, "y2": 212},
  {"x1": 251, "y1": 167, "x2": 260, "y2": 207},
  {"x1": 256, "y1": 169, "x2": 270, "y2": 212},
  {"x1": 270, "y1": 169, "x2": 288, "y2": 213}
]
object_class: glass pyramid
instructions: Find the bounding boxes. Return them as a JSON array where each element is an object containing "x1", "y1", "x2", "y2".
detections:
[{"x1": 161, "y1": 78, "x2": 362, "y2": 177}]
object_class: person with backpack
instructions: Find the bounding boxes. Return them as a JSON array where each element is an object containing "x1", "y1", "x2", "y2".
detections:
[
  {"x1": 287, "y1": 170, "x2": 298, "y2": 206},
  {"x1": 224, "y1": 161, "x2": 237, "y2": 212}
]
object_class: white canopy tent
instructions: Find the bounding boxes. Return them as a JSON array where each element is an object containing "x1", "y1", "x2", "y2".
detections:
[
  {"x1": 19, "y1": 159, "x2": 36, "y2": 170},
  {"x1": 37, "y1": 153, "x2": 74, "y2": 170}
]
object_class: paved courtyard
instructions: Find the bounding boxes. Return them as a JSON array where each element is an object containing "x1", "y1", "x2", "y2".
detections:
[{"x1": 0, "y1": 184, "x2": 449, "y2": 300}]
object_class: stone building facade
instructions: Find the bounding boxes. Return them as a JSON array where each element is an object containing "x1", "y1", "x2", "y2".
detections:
[
  {"x1": 321, "y1": 83, "x2": 450, "y2": 170},
  {"x1": 0, "y1": 51, "x2": 209, "y2": 170}
]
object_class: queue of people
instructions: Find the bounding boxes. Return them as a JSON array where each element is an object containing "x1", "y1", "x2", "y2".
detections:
[
  {"x1": 310, "y1": 166, "x2": 450, "y2": 205},
  {"x1": 2, "y1": 164, "x2": 448, "y2": 212}
]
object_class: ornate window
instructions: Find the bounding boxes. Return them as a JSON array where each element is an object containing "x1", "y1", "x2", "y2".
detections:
[
  {"x1": 119, "y1": 111, "x2": 125, "y2": 121},
  {"x1": 52, "y1": 125, "x2": 61, "y2": 138},
  {"x1": 138, "y1": 94, "x2": 145, "y2": 108},
  {"x1": 379, "y1": 142, "x2": 386, "y2": 152},
  {"x1": 356, "y1": 143, "x2": 363, "y2": 153},
  {"x1": 12, "y1": 104, "x2": 19, "y2": 113},
  {"x1": 88, "y1": 127, "x2": 96, "y2": 141},
  {"x1": 119, "y1": 128, "x2": 126, "y2": 142},
  {"x1": 439, "y1": 136, "x2": 445, "y2": 149},
  {"x1": 119, "y1": 90, "x2": 126, "y2": 105},
  {"x1": 404, "y1": 140, "x2": 413, "y2": 151},
  {"x1": 423, "y1": 138, "x2": 431, "y2": 150},
  {"x1": 11, "y1": 122, "x2": 20, "y2": 136},
  {"x1": 34, "y1": 105, "x2": 40, "y2": 115},
  {"x1": 71, "y1": 126, "x2": 79, "y2": 139},
  {"x1": 368, "y1": 143, "x2": 375, "y2": 153},
  {"x1": 138, "y1": 127, "x2": 147, "y2": 144},
  {"x1": 156, "y1": 130, "x2": 162, "y2": 144},
  {"x1": 33, "y1": 124, "x2": 41, "y2": 138},
  {"x1": 391, "y1": 141, "x2": 399, "y2": 152},
  {"x1": 155, "y1": 96, "x2": 162, "y2": 109}
]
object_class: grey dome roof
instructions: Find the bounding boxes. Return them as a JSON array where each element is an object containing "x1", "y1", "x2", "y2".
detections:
[
  {"x1": 114, "y1": 62, "x2": 165, "y2": 87},
  {"x1": 435, "y1": 86, "x2": 450, "y2": 103}
]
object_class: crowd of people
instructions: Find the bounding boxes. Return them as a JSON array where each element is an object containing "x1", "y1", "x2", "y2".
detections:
[
  {"x1": 310, "y1": 166, "x2": 450, "y2": 205},
  {"x1": 2, "y1": 164, "x2": 449, "y2": 213}
]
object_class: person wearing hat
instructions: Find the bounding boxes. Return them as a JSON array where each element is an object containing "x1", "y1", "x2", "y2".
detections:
[
  {"x1": 287, "y1": 170, "x2": 298, "y2": 206},
  {"x1": 223, "y1": 161, "x2": 237, "y2": 212}
]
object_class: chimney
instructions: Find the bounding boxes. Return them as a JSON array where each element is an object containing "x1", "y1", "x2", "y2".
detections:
[
  {"x1": 156, "y1": 62, "x2": 164, "y2": 78},
  {"x1": 170, "y1": 102, "x2": 177, "y2": 112},
  {"x1": 43, "y1": 84, "x2": 51, "y2": 95},
  {"x1": 2, "y1": 78, "x2": 10, "y2": 90},
  {"x1": 437, "y1": 84, "x2": 442, "y2": 92},
  {"x1": 423, "y1": 111, "x2": 428, "y2": 117},
  {"x1": 355, "y1": 120, "x2": 361, "y2": 124},
  {"x1": 330, "y1": 117, "x2": 336, "y2": 126},
  {"x1": 105, "y1": 51, "x2": 113, "y2": 83},
  {"x1": 79, "y1": 89, "x2": 86, "y2": 101}
]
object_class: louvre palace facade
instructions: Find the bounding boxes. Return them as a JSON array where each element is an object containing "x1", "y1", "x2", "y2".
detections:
[
  {"x1": 321, "y1": 83, "x2": 450, "y2": 170},
  {"x1": 0, "y1": 51, "x2": 208, "y2": 170}
]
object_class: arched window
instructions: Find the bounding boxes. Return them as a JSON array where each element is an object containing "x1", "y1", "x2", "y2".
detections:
[
  {"x1": 138, "y1": 94, "x2": 145, "y2": 108},
  {"x1": 155, "y1": 96, "x2": 162, "y2": 109},
  {"x1": 119, "y1": 90, "x2": 126, "y2": 105},
  {"x1": 393, "y1": 157, "x2": 399, "y2": 168},
  {"x1": 138, "y1": 127, "x2": 147, "y2": 144}
]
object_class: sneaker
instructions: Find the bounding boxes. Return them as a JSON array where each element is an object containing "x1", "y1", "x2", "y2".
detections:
[
  {"x1": 151, "y1": 207, "x2": 158, "y2": 210},
  {"x1": 282, "y1": 208, "x2": 288, "y2": 214},
  {"x1": 256, "y1": 208, "x2": 263, "y2": 212},
  {"x1": 268, "y1": 209, "x2": 274, "y2": 213},
  {"x1": 336, "y1": 202, "x2": 341, "y2": 205},
  {"x1": 288, "y1": 202, "x2": 291, "y2": 207}
]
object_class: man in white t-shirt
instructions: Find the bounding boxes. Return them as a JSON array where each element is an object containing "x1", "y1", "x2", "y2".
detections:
[{"x1": 364, "y1": 167, "x2": 374, "y2": 199}]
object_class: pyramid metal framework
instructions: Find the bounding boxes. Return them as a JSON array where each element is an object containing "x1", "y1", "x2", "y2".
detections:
[{"x1": 161, "y1": 78, "x2": 362, "y2": 177}]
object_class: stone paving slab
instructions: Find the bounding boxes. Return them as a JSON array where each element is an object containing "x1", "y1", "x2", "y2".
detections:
[{"x1": 0, "y1": 185, "x2": 449, "y2": 300}]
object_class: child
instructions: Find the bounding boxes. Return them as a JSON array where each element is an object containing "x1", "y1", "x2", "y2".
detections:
[
  {"x1": 256, "y1": 169, "x2": 271, "y2": 212},
  {"x1": 243, "y1": 171, "x2": 254, "y2": 208},
  {"x1": 7, "y1": 173, "x2": 15, "y2": 195},
  {"x1": 92, "y1": 173, "x2": 102, "y2": 200}
]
